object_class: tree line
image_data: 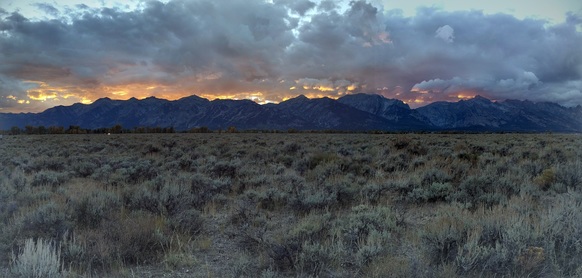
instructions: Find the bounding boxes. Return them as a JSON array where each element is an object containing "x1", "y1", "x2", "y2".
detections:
[
  {"x1": 7, "y1": 125, "x2": 177, "y2": 135},
  {"x1": 3, "y1": 125, "x2": 524, "y2": 135}
]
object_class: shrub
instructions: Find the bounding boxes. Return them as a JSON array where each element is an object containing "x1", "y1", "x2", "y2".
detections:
[
  {"x1": 408, "y1": 182, "x2": 453, "y2": 203},
  {"x1": 451, "y1": 175, "x2": 503, "y2": 208},
  {"x1": 103, "y1": 211, "x2": 170, "y2": 265},
  {"x1": 455, "y1": 226, "x2": 511, "y2": 275},
  {"x1": 555, "y1": 161, "x2": 582, "y2": 189},
  {"x1": 282, "y1": 142, "x2": 302, "y2": 155},
  {"x1": 421, "y1": 169, "x2": 451, "y2": 186},
  {"x1": 90, "y1": 164, "x2": 113, "y2": 183},
  {"x1": 231, "y1": 253, "x2": 259, "y2": 277},
  {"x1": 307, "y1": 152, "x2": 339, "y2": 170},
  {"x1": 534, "y1": 168, "x2": 556, "y2": 190},
  {"x1": 19, "y1": 202, "x2": 70, "y2": 239},
  {"x1": 211, "y1": 160, "x2": 239, "y2": 178},
  {"x1": 257, "y1": 188, "x2": 289, "y2": 211},
  {"x1": 72, "y1": 189, "x2": 121, "y2": 229},
  {"x1": 289, "y1": 212, "x2": 331, "y2": 242},
  {"x1": 393, "y1": 138, "x2": 410, "y2": 150},
  {"x1": 290, "y1": 189, "x2": 337, "y2": 214},
  {"x1": 115, "y1": 159, "x2": 158, "y2": 184},
  {"x1": 60, "y1": 232, "x2": 86, "y2": 273},
  {"x1": 123, "y1": 185, "x2": 162, "y2": 214},
  {"x1": 11, "y1": 238, "x2": 62, "y2": 278},
  {"x1": 190, "y1": 173, "x2": 231, "y2": 207},
  {"x1": 334, "y1": 205, "x2": 396, "y2": 251},
  {"x1": 380, "y1": 153, "x2": 410, "y2": 173},
  {"x1": 421, "y1": 207, "x2": 469, "y2": 266},
  {"x1": 158, "y1": 179, "x2": 195, "y2": 216},
  {"x1": 296, "y1": 242, "x2": 332, "y2": 276},
  {"x1": 28, "y1": 157, "x2": 66, "y2": 173},
  {"x1": 361, "y1": 182, "x2": 390, "y2": 204},
  {"x1": 30, "y1": 171, "x2": 69, "y2": 187},
  {"x1": 72, "y1": 161, "x2": 97, "y2": 178},
  {"x1": 10, "y1": 169, "x2": 28, "y2": 192},
  {"x1": 169, "y1": 209, "x2": 204, "y2": 236}
]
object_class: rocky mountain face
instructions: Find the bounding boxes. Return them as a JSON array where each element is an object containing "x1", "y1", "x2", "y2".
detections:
[
  {"x1": 337, "y1": 94, "x2": 428, "y2": 129},
  {"x1": 415, "y1": 95, "x2": 582, "y2": 132},
  {"x1": 1, "y1": 94, "x2": 581, "y2": 132}
]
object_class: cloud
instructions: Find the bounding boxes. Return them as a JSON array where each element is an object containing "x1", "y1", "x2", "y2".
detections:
[
  {"x1": 276, "y1": 0, "x2": 316, "y2": 16},
  {"x1": 410, "y1": 72, "x2": 542, "y2": 101},
  {"x1": 294, "y1": 78, "x2": 358, "y2": 94},
  {"x1": 435, "y1": 25, "x2": 454, "y2": 43},
  {"x1": 32, "y1": 3, "x2": 60, "y2": 17},
  {"x1": 0, "y1": 1, "x2": 580, "y2": 112}
]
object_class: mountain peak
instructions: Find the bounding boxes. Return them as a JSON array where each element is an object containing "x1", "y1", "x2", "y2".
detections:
[
  {"x1": 338, "y1": 93, "x2": 410, "y2": 109},
  {"x1": 281, "y1": 94, "x2": 310, "y2": 105},
  {"x1": 472, "y1": 95, "x2": 491, "y2": 102},
  {"x1": 461, "y1": 95, "x2": 492, "y2": 105},
  {"x1": 179, "y1": 95, "x2": 209, "y2": 101}
]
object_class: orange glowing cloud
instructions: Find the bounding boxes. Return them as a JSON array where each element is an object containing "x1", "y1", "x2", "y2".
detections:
[
  {"x1": 199, "y1": 91, "x2": 279, "y2": 104},
  {"x1": 410, "y1": 87, "x2": 430, "y2": 94},
  {"x1": 456, "y1": 92, "x2": 476, "y2": 99},
  {"x1": 5, "y1": 79, "x2": 199, "y2": 112}
]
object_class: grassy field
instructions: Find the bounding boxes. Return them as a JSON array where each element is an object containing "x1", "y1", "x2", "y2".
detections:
[{"x1": 1, "y1": 133, "x2": 582, "y2": 277}]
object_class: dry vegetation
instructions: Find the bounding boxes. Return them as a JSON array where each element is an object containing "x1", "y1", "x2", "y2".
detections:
[{"x1": 1, "y1": 133, "x2": 582, "y2": 277}]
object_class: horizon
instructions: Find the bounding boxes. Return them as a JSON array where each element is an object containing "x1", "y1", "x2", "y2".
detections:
[{"x1": 1, "y1": 0, "x2": 581, "y2": 113}]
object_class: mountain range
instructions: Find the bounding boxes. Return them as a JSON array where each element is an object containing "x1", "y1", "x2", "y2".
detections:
[{"x1": 1, "y1": 94, "x2": 581, "y2": 132}]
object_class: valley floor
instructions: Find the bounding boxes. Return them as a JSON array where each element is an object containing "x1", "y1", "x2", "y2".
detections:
[{"x1": 1, "y1": 133, "x2": 582, "y2": 277}]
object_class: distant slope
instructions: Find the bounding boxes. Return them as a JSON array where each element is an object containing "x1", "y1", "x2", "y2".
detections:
[{"x1": 416, "y1": 95, "x2": 582, "y2": 132}]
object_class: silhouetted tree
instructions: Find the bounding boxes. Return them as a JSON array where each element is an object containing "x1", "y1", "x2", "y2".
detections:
[
  {"x1": 25, "y1": 125, "x2": 36, "y2": 135},
  {"x1": 67, "y1": 125, "x2": 81, "y2": 134},
  {"x1": 48, "y1": 126, "x2": 64, "y2": 134},
  {"x1": 111, "y1": 124, "x2": 123, "y2": 134},
  {"x1": 38, "y1": 125, "x2": 47, "y2": 134},
  {"x1": 10, "y1": 126, "x2": 21, "y2": 135}
]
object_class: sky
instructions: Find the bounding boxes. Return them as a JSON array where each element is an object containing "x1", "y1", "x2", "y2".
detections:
[{"x1": 0, "y1": 0, "x2": 581, "y2": 113}]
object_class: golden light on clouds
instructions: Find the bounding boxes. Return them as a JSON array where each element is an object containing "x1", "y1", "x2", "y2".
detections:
[
  {"x1": 301, "y1": 85, "x2": 335, "y2": 92},
  {"x1": 402, "y1": 98, "x2": 427, "y2": 107},
  {"x1": 199, "y1": 91, "x2": 278, "y2": 104},
  {"x1": 410, "y1": 87, "x2": 429, "y2": 94},
  {"x1": 111, "y1": 90, "x2": 128, "y2": 96},
  {"x1": 4, "y1": 79, "x2": 201, "y2": 112},
  {"x1": 25, "y1": 81, "x2": 60, "y2": 101},
  {"x1": 456, "y1": 93, "x2": 476, "y2": 99},
  {"x1": 200, "y1": 93, "x2": 239, "y2": 100},
  {"x1": 305, "y1": 93, "x2": 339, "y2": 100},
  {"x1": 346, "y1": 84, "x2": 358, "y2": 91}
]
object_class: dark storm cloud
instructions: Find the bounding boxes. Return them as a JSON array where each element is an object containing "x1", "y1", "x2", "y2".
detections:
[{"x1": 0, "y1": 0, "x2": 580, "y2": 112}]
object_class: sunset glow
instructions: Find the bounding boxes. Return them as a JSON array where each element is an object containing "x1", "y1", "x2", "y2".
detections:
[
  {"x1": 0, "y1": 0, "x2": 580, "y2": 113},
  {"x1": 456, "y1": 93, "x2": 476, "y2": 100}
]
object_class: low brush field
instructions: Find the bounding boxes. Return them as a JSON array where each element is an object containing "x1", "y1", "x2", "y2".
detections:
[{"x1": 1, "y1": 133, "x2": 582, "y2": 277}]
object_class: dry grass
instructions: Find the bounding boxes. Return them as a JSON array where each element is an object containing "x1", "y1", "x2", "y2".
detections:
[
  {"x1": 1, "y1": 133, "x2": 581, "y2": 277},
  {"x1": 11, "y1": 238, "x2": 62, "y2": 277}
]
